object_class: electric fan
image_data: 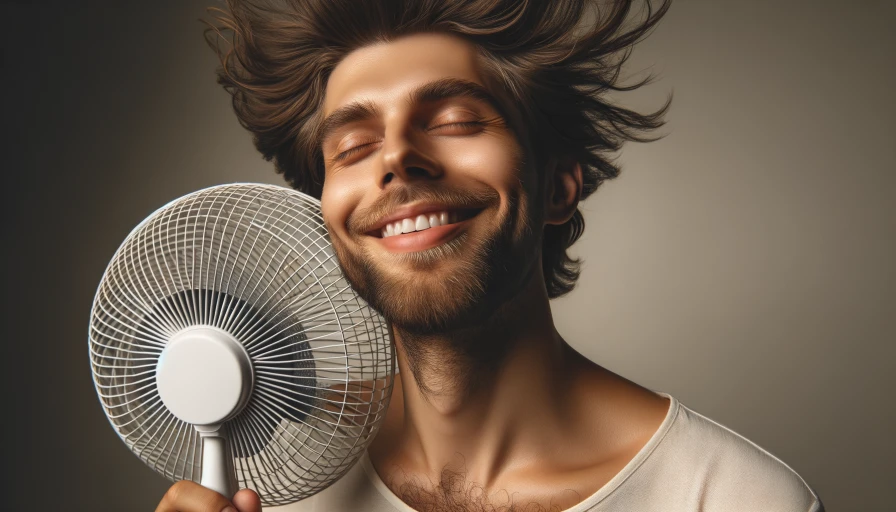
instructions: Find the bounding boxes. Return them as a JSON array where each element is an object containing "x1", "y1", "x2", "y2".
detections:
[{"x1": 88, "y1": 183, "x2": 395, "y2": 506}]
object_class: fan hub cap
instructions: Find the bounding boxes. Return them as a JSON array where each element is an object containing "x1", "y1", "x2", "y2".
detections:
[{"x1": 156, "y1": 325, "x2": 253, "y2": 426}]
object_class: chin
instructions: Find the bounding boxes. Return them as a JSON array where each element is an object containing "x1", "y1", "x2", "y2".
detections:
[
  {"x1": 377, "y1": 280, "x2": 492, "y2": 334},
  {"x1": 331, "y1": 235, "x2": 488, "y2": 331},
  {"x1": 362, "y1": 242, "x2": 497, "y2": 332},
  {"x1": 331, "y1": 201, "x2": 536, "y2": 334}
]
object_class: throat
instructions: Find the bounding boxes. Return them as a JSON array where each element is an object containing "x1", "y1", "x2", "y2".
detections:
[
  {"x1": 378, "y1": 265, "x2": 574, "y2": 488},
  {"x1": 395, "y1": 315, "x2": 514, "y2": 415}
]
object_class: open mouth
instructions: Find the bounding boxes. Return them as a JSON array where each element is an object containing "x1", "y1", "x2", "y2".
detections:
[{"x1": 367, "y1": 208, "x2": 482, "y2": 239}]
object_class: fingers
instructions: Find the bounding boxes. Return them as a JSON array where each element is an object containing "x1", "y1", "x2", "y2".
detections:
[
  {"x1": 154, "y1": 480, "x2": 236, "y2": 512},
  {"x1": 232, "y1": 489, "x2": 262, "y2": 512}
]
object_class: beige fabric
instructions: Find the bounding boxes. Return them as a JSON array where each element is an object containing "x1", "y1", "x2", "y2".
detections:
[{"x1": 272, "y1": 393, "x2": 823, "y2": 511}]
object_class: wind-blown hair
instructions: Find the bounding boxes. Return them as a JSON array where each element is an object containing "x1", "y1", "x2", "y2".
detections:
[{"x1": 205, "y1": 0, "x2": 671, "y2": 299}]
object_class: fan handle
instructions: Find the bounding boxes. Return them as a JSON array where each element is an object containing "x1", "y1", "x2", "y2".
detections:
[{"x1": 198, "y1": 425, "x2": 239, "y2": 499}]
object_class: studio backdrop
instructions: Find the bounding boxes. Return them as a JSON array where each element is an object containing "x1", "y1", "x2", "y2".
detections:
[{"x1": 4, "y1": 1, "x2": 893, "y2": 510}]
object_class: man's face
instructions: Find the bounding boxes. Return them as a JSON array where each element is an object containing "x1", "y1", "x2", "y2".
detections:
[{"x1": 320, "y1": 32, "x2": 543, "y2": 334}]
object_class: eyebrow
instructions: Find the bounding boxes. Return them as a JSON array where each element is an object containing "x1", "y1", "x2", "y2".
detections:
[{"x1": 317, "y1": 77, "x2": 504, "y2": 146}]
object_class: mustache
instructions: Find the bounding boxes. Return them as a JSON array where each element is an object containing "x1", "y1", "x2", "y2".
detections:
[{"x1": 347, "y1": 184, "x2": 500, "y2": 235}]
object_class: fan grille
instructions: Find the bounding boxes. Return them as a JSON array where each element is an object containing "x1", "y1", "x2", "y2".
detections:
[{"x1": 89, "y1": 184, "x2": 394, "y2": 505}]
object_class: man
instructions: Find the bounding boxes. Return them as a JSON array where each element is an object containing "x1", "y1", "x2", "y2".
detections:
[{"x1": 156, "y1": 0, "x2": 823, "y2": 510}]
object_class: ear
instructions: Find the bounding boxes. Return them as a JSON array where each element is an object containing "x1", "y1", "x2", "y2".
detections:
[{"x1": 544, "y1": 156, "x2": 583, "y2": 226}]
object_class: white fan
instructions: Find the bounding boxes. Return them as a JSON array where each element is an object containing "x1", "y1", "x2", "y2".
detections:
[{"x1": 88, "y1": 183, "x2": 395, "y2": 506}]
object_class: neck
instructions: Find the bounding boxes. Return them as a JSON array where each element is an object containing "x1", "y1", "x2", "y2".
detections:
[{"x1": 387, "y1": 271, "x2": 580, "y2": 487}]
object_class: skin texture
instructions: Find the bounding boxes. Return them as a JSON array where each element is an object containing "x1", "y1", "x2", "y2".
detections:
[
  {"x1": 320, "y1": 33, "x2": 670, "y2": 510},
  {"x1": 157, "y1": 31, "x2": 669, "y2": 511}
]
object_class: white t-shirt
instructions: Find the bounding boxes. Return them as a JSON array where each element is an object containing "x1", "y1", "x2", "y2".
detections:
[{"x1": 271, "y1": 393, "x2": 824, "y2": 511}]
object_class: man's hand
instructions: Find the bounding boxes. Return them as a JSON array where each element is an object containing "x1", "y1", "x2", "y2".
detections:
[{"x1": 154, "y1": 480, "x2": 261, "y2": 512}]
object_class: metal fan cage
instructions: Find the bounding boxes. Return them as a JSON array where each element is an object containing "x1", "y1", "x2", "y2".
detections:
[{"x1": 88, "y1": 183, "x2": 394, "y2": 505}]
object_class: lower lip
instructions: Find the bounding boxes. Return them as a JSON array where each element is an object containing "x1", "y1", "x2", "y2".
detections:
[{"x1": 374, "y1": 218, "x2": 471, "y2": 253}]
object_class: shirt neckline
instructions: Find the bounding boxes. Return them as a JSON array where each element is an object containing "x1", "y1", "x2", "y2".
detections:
[{"x1": 360, "y1": 391, "x2": 680, "y2": 511}]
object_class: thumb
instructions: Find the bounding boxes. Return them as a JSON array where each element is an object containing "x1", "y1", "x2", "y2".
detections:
[{"x1": 232, "y1": 488, "x2": 262, "y2": 512}]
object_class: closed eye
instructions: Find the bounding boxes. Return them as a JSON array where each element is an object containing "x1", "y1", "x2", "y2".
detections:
[
  {"x1": 429, "y1": 121, "x2": 483, "y2": 131},
  {"x1": 334, "y1": 122, "x2": 484, "y2": 161},
  {"x1": 335, "y1": 143, "x2": 376, "y2": 162}
]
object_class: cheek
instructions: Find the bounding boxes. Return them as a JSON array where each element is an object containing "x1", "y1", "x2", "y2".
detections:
[
  {"x1": 320, "y1": 176, "x2": 360, "y2": 238},
  {"x1": 451, "y1": 137, "x2": 539, "y2": 237},
  {"x1": 439, "y1": 134, "x2": 525, "y2": 194}
]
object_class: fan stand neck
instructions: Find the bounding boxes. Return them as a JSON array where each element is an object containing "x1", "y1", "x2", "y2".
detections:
[
  {"x1": 155, "y1": 325, "x2": 253, "y2": 498},
  {"x1": 196, "y1": 425, "x2": 239, "y2": 498}
]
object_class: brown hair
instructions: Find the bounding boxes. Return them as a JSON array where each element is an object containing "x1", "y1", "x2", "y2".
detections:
[{"x1": 205, "y1": 0, "x2": 671, "y2": 299}]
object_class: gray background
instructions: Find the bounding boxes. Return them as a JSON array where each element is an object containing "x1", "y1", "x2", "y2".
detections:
[{"x1": 4, "y1": 1, "x2": 893, "y2": 510}]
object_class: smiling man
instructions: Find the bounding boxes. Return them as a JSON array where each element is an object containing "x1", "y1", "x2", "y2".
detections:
[{"x1": 154, "y1": 1, "x2": 823, "y2": 511}]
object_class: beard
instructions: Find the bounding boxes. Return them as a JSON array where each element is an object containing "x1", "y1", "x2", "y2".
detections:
[{"x1": 330, "y1": 183, "x2": 542, "y2": 337}]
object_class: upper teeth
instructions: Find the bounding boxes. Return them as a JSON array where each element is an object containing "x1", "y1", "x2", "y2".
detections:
[{"x1": 382, "y1": 211, "x2": 458, "y2": 238}]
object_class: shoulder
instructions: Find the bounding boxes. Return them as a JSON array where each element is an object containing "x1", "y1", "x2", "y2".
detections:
[{"x1": 638, "y1": 397, "x2": 824, "y2": 511}]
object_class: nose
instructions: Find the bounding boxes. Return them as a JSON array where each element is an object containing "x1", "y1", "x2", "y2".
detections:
[{"x1": 378, "y1": 125, "x2": 443, "y2": 188}]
